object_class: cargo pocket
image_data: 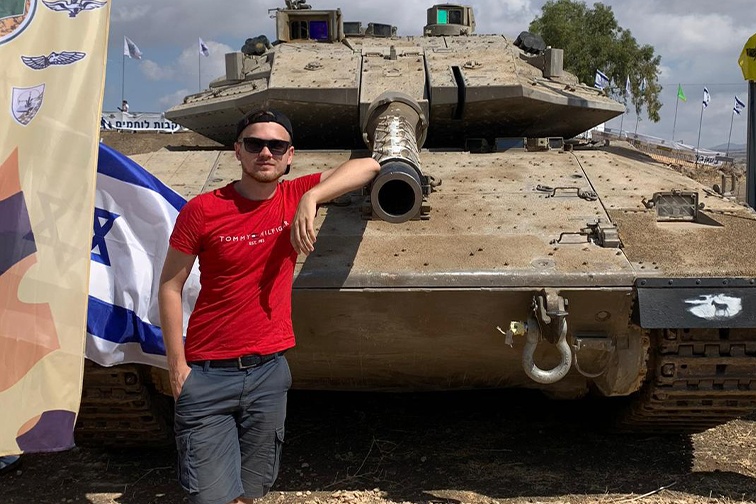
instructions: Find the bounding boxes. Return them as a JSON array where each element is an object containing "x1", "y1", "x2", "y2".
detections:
[
  {"x1": 262, "y1": 427, "x2": 286, "y2": 494},
  {"x1": 176, "y1": 431, "x2": 199, "y2": 494}
]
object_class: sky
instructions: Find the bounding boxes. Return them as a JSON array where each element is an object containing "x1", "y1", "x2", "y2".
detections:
[{"x1": 106, "y1": 0, "x2": 755, "y2": 151}]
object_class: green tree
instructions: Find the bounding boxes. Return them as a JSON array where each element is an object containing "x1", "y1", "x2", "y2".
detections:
[{"x1": 529, "y1": 0, "x2": 662, "y2": 122}]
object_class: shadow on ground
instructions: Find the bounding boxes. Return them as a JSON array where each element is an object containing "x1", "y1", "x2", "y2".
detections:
[{"x1": 4, "y1": 390, "x2": 755, "y2": 504}]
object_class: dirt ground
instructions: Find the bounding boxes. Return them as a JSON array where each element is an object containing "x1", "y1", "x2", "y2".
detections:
[
  {"x1": 99, "y1": 130, "x2": 224, "y2": 155},
  {"x1": 4, "y1": 390, "x2": 756, "y2": 504},
  {"x1": 9, "y1": 132, "x2": 747, "y2": 504}
]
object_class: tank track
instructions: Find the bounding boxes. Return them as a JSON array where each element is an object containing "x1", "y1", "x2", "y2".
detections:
[
  {"x1": 75, "y1": 361, "x2": 174, "y2": 446},
  {"x1": 620, "y1": 328, "x2": 756, "y2": 433}
]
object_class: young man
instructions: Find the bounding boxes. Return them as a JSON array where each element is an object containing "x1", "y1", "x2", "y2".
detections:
[{"x1": 158, "y1": 109, "x2": 379, "y2": 504}]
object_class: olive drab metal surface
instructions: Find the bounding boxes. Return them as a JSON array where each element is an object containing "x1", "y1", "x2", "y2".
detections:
[{"x1": 76, "y1": 2, "x2": 756, "y2": 445}]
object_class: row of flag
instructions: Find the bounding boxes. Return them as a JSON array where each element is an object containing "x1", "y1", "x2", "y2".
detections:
[
  {"x1": 123, "y1": 36, "x2": 211, "y2": 59},
  {"x1": 594, "y1": 70, "x2": 647, "y2": 101},
  {"x1": 594, "y1": 69, "x2": 745, "y2": 116},
  {"x1": 683, "y1": 85, "x2": 744, "y2": 115}
]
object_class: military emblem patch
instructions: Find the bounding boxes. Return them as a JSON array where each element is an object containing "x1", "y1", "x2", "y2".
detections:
[
  {"x1": 0, "y1": 0, "x2": 37, "y2": 45},
  {"x1": 12, "y1": 84, "x2": 45, "y2": 126},
  {"x1": 21, "y1": 50, "x2": 86, "y2": 69},
  {"x1": 42, "y1": 0, "x2": 106, "y2": 18}
]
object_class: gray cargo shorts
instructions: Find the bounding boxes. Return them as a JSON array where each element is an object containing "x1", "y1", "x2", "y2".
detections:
[{"x1": 174, "y1": 353, "x2": 291, "y2": 504}]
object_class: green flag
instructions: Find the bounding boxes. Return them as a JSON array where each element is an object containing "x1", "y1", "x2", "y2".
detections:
[{"x1": 677, "y1": 84, "x2": 687, "y2": 102}]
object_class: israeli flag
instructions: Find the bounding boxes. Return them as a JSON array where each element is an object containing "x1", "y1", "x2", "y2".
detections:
[
  {"x1": 124, "y1": 36, "x2": 142, "y2": 60},
  {"x1": 702, "y1": 87, "x2": 711, "y2": 109},
  {"x1": 87, "y1": 144, "x2": 199, "y2": 369},
  {"x1": 734, "y1": 95, "x2": 745, "y2": 115},
  {"x1": 199, "y1": 37, "x2": 210, "y2": 57},
  {"x1": 594, "y1": 69, "x2": 610, "y2": 90}
]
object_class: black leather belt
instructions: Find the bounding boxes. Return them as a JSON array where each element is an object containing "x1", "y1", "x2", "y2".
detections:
[{"x1": 191, "y1": 351, "x2": 284, "y2": 370}]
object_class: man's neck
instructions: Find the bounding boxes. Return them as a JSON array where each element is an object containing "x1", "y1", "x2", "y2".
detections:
[{"x1": 234, "y1": 177, "x2": 277, "y2": 201}]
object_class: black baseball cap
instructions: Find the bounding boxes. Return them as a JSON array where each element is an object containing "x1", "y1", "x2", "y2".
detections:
[{"x1": 236, "y1": 109, "x2": 294, "y2": 142}]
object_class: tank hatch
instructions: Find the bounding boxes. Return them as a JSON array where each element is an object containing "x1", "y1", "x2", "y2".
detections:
[{"x1": 424, "y1": 4, "x2": 475, "y2": 36}]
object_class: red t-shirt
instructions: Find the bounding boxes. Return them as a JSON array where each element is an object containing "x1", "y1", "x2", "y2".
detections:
[{"x1": 169, "y1": 174, "x2": 321, "y2": 361}]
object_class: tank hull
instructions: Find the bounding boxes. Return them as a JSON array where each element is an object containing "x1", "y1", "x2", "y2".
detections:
[
  {"x1": 75, "y1": 143, "x2": 756, "y2": 444},
  {"x1": 137, "y1": 146, "x2": 756, "y2": 398}
]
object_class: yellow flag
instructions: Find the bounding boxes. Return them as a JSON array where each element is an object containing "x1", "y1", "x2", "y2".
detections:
[
  {"x1": 739, "y1": 32, "x2": 756, "y2": 81},
  {"x1": 0, "y1": 0, "x2": 111, "y2": 454}
]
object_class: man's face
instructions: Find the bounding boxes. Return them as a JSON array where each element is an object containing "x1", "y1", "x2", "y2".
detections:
[{"x1": 234, "y1": 122, "x2": 294, "y2": 183}]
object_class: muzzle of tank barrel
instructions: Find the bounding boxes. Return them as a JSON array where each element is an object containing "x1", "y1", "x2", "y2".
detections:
[
  {"x1": 362, "y1": 92, "x2": 429, "y2": 223},
  {"x1": 370, "y1": 159, "x2": 423, "y2": 223}
]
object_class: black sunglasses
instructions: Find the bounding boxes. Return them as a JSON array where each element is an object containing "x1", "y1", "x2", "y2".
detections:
[{"x1": 241, "y1": 137, "x2": 291, "y2": 156}]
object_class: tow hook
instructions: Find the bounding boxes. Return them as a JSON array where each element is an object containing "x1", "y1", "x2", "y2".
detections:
[
  {"x1": 522, "y1": 316, "x2": 572, "y2": 384},
  {"x1": 498, "y1": 290, "x2": 573, "y2": 384}
]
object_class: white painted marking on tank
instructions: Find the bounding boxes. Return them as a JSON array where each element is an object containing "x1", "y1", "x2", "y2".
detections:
[{"x1": 684, "y1": 294, "x2": 742, "y2": 320}]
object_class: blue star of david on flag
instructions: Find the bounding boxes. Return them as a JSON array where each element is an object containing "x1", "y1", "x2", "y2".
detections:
[{"x1": 91, "y1": 207, "x2": 119, "y2": 266}]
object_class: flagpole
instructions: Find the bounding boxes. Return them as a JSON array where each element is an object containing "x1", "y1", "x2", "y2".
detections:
[
  {"x1": 726, "y1": 112, "x2": 735, "y2": 157},
  {"x1": 121, "y1": 49, "x2": 125, "y2": 105},
  {"x1": 671, "y1": 96, "x2": 679, "y2": 142},
  {"x1": 198, "y1": 49, "x2": 201, "y2": 92},
  {"x1": 695, "y1": 104, "x2": 705, "y2": 169},
  {"x1": 747, "y1": 80, "x2": 755, "y2": 208},
  {"x1": 619, "y1": 110, "x2": 625, "y2": 138}
]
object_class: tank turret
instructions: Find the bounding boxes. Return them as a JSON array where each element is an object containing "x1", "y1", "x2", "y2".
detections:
[{"x1": 165, "y1": 2, "x2": 623, "y2": 150}]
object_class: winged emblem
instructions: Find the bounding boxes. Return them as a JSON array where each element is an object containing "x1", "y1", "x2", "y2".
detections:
[
  {"x1": 21, "y1": 51, "x2": 85, "y2": 70},
  {"x1": 42, "y1": 0, "x2": 107, "y2": 17}
]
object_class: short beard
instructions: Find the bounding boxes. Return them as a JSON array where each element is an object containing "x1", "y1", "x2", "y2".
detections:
[
  {"x1": 242, "y1": 165, "x2": 286, "y2": 183},
  {"x1": 248, "y1": 171, "x2": 281, "y2": 183}
]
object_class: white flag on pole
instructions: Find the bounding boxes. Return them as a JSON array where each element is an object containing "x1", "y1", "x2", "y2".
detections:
[
  {"x1": 199, "y1": 37, "x2": 210, "y2": 57},
  {"x1": 702, "y1": 87, "x2": 711, "y2": 109},
  {"x1": 87, "y1": 144, "x2": 199, "y2": 369},
  {"x1": 625, "y1": 76, "x2": 631, "y2": 97},
  {"x1": 734, "y1": 95, "x2": 745, "y2": 115},
  {"x1": 124, "y1": 36, "x2": 142, "y2": 60}
]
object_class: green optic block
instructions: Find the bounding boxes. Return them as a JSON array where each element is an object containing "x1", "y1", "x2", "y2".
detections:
[{"x1": 437, "y1": 9, "x2": 448, "y2": 24}]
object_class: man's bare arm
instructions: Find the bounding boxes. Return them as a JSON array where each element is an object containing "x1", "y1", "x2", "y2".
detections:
[
  {"x1": 291, "y1": 157, "x2": 380, "y2": 255},
  {"x1": 158, "y1": 246, "x2": 197, "y2": 399}
]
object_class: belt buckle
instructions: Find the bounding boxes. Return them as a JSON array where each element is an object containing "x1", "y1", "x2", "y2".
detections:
[{"x1": 237, "y1": 355, "x2": 260, "y2": 370}]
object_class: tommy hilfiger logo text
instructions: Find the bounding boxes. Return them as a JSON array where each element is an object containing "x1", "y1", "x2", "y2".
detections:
[{"x1": 218, "y1": 221, "x2": 290, "y2": 246}]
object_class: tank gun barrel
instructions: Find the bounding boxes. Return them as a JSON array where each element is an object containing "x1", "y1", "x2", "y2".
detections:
[{"x1": 362, "y1": 92, "x2": 433, "y2": 223}]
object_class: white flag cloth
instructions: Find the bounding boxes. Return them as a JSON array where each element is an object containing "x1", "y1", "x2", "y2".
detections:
[
  {"x1": 625, "y1": 76, "x2": 631, "y2": 97},
  {"x1": 734, "y1": 95, "x2": 745, "y2": 115},
  {"x1": 199, "y1": 37, "x2": 210, "y2": 57},
  {"x1": 594, "y1": 69, "x2": 609, "y2": 89},
  {"x1": 124, "y1": 36, "x2": 142, "y2": 60},
  {"x1": 702, "y1": 87, "x2": 711, "y2": 108},
  {"x1": 87, "y1": 144, "x2": 199, "y2": 369}
]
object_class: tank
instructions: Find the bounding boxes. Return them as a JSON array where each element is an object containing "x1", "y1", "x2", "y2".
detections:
[{"x1": 76, "y1": 1, "x2": 756, "y2": 445}]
